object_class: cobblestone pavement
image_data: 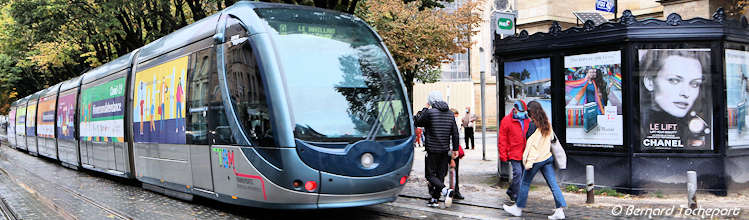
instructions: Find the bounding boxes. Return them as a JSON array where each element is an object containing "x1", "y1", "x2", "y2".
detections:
[
  {"x1": 406, "y1": 132, "x2": 749, "y2": 219},
  {"x1": 0, "y1": 163, "x2": 63, "y2": 220}
]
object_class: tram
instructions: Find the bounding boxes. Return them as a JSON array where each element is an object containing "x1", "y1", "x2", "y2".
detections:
[{"x1": 7, "y1": 1, "x2": 414, "y2": 209}]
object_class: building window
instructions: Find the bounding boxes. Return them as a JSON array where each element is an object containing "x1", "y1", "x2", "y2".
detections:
[
  {"x1": 441, "y1": 52, "x2": 470, "y2": 81},
  {"x1": 439, "y1": 0, "x2": 471, "y2": 82}
]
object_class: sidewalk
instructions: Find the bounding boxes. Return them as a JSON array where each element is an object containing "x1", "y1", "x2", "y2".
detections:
[{"x1": 402, "y1": 133, "x2": 749, "y2": 219}]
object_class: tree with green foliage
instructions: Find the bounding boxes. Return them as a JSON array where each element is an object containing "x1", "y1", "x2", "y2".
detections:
[
  {"x1": 356, "y1": 0, "x2": 482, "y2": 99},
  {"x1": 509, "y1": 69, "x2": 531, "y2": 81}
]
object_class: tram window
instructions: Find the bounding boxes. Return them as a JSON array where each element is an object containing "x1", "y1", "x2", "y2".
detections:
[
  {"x1": 210, "y1": 55, "x2": 234, "y2": 145},
  {"x1": 187, "y1": 51, "x2": 210, "y2": 145},
  {"x1": 225, "y1": 17, "x2": 248, "y2": 40},
  {"x1": 186, "y1": 47, "x2": 236, "y2": 145},
  {"x1": 224, "y1": 18, "x2": 275, "y2": 147},
  {"x1": 254, "y1": 8, "x2": 412, "y2": 142}
]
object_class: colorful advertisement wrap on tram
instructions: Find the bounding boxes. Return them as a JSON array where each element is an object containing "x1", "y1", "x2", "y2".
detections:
[
  {"x1": 8, "y1": 108, "x2": 15, "y2": 138},
  {"x1": 638, "y1": 49, "x2": 712, "y2": 151},
  {"x1": 37, "y1": 96, "x2": 56, "y2": 138},
  {"x1": 133, "y1": 56, "x2": 188, "y2": 144},
  {"x1": 26, "y1": 102, "x2": 37, "y2": 136},
  {"x1": 57, "y1": 91, "x2": 77, "y2": 140},
  {"x1": 16, "y1": 106, "x2": 25, "y2": 136},
  {"x1": 80, "y1": 78, "x2": 126, "y2": 142},
  {"x1": 564, "y1": 51, "x2": 623, "y2": 148}
]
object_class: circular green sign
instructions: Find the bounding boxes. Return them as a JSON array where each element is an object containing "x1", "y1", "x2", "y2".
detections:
[{"x1": 498, "y1": 18, "x2": 513, "y2": 30}]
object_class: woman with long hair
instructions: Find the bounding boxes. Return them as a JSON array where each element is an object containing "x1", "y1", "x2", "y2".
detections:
[
  {"x1": 585, "y1": 67, "x2": 607, "y2": 110},
  {"x1": 503, "y1": 101, "x2": 566, "y2": 219}
]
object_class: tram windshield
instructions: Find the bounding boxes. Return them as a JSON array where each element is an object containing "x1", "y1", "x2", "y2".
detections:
[{"x1": 256, "y1": 8, "x2": 411, "y2": 143}]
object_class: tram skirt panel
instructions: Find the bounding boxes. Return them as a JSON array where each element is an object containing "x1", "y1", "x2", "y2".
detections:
[{"x1": 210, "y1": 145, "x2": 319, "y2": 207}]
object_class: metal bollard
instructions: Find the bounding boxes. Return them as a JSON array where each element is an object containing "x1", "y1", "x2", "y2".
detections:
[
  {"x1": 586, "y1": 165, "x2": 594, "y2": 204},
  {"x1": 687, "y1": 171, "x2": 697, "y2": 209}
]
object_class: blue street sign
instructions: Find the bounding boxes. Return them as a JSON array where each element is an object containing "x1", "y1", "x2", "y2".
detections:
[{"x1": 596, "y1": 0, "x2": 616, "y2": 13}]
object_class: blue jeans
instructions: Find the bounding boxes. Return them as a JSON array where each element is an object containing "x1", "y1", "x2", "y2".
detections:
[
  {"x1": 506, "y1": 160, "x2": 523, "y2": 201},
  {"x1": 176, "y1": 103, "x2": 183, "y2": 131},
  {"x1": 516, "y1": 156, "x2": 566, "y2": 208}
]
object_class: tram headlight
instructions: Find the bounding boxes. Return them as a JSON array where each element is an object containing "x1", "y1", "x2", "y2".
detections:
[{"x1": 361, "y1": 153, "x2": 374, "y2": 168}]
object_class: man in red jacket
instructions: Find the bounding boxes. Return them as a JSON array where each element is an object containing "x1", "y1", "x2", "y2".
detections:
[{"x1": 498, "y1": 100, "x2": 530, "y2": 205}]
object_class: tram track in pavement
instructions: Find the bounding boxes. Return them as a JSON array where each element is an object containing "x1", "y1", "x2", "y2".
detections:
[
  {"x1": 395, "y1": 194, "x2": 549, "y2": 219},
  {"x1": 0, "y1": 146, "x2": 16, "y2": 220},
  {"x1": 0, "y1": 194, "x2": 17, "y2": 220},
  {"x1": 0, "y1": 153, "x2": 133, "y2": 220}
]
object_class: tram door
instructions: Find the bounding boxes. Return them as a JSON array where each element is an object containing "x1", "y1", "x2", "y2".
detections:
[
  {"x1": 206, "y1": 16, "x2": 279, "y2": 202},
  {"x1": 187, "y1": 48, "x2": 218, "y2": 192}
]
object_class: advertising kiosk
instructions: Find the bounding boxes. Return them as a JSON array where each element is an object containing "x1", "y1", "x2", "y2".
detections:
[{"x1": 495, "y1": 8, "x2": 749, "y2": 194}]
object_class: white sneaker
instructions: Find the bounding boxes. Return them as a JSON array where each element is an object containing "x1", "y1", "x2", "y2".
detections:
[
  {"x1": 502, "y1": 204, "x2": 522, "y2": 217},
  {"x1": 443, "y1": 188, "x2": 454, "y2": 208},
  {"x1": 548, "y1": 208, "x2": 565, "y2": 219},
  {"x1": 426, "y1": 198, "x2": 439, "y2": 207}
]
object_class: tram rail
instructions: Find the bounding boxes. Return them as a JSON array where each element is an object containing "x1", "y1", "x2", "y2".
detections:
[
  {"x1": 0, "y1": 159, "x2": 132, "y2": 220},
  {"x1": 0, "y1": 195, "x2": 17, "y2": 220}
]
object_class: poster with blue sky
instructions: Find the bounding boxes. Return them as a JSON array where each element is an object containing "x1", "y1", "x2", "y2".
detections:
[{"x1": 503, "y1": 58, "x2": 552, "y2": 121}]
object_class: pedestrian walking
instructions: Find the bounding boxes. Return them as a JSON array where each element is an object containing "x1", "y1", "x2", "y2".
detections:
[
  {"x1": 498, "y1": 100, "x2": 530, "y2": 205},
  {"x1": 461, "y1": 107, "x2": 477, "y2": 149},
  {"x1": 415, "y1": 127, "x2": 423, "y2": 147},
  {"x1": 414, "y1": 90, "x2": 460, "y2": 208},
  {"x1": 451, "y1": 109, "x2": 465, "y2": 200},
  {"x1": 503, "y1": 101, "x2": 566, "y2": 219}
]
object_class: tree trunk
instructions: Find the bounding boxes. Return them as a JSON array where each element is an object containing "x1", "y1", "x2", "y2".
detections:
[
  {"x1": 348, "y1": 0, "x2": 359, "y2": 14},
  {"x1": 185, "y1": 0, "x2": 207, "y2": 20},
  {"x1": 403, "y1": 69, "x2": 415, "y2": 108}
]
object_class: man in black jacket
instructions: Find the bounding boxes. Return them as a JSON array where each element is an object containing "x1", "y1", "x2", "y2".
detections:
[{"x1": 414, "y1": 90, "x2": 460, "y2": 208}]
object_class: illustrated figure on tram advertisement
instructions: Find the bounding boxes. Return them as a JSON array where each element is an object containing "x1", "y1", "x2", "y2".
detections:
[{"x1": 133, "y1": 57, "x2": 188, "y2": 144}]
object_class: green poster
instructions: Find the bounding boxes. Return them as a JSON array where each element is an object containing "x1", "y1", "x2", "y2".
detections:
[{"x1": 79, "y1": 77, "x2": 126, "y2": 142}]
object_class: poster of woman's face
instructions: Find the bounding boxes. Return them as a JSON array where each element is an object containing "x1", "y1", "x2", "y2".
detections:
[
  {"x1": 639, "y1": 49, "x2": 712, "y2": 151},
  {"x1": 726, "y1": 49, "x2": 749, "y2": 148},
  {"x1": 564, "y1": 51, "x2": 623, "y2": 147},
  {"x1": 503, "y1": 58, "x2": 552, "y2": 121}
]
